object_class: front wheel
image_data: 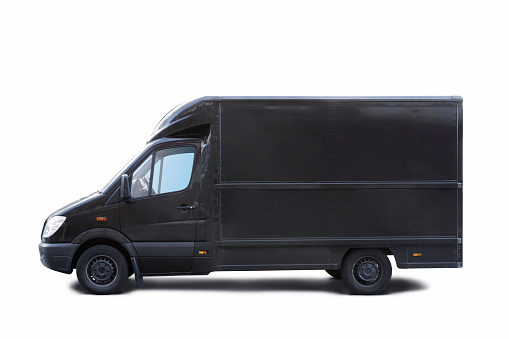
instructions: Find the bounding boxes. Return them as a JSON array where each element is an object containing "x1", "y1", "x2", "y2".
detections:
[
  {"x1": 340, "y1": 249, "x2": 392, "y2": 295},
  {"x1": 76, "y1": 245, "x2": 128, "y2": 295}
]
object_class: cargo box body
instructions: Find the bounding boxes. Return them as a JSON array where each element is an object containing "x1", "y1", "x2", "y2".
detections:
[{"x1": 211, "y1": 97, "x2": 462, "y2": 270}]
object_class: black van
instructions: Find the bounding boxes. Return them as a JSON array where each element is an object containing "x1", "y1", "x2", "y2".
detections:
[{"x1": 39, "y1": 96, "x2": 463, "y2": 295}]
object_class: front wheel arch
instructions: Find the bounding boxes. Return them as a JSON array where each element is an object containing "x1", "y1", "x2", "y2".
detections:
[{"x1": 71, "y1": 238, "x2": 133, "y2": 277}]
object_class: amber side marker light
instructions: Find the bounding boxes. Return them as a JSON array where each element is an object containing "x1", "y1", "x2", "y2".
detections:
[
  {"x1": 96, "y1": 217, "x2": 107, "y2": 222},
  {"x1": 198, "y1": 251, "x2": 208, "y2": 255},
  {"x1": 413, "y1": 253, "x2": 422, "y2": 257}
]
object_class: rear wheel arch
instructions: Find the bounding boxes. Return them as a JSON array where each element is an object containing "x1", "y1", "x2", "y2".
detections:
[
  {"x1": 327, "y1": 247, "x2": 393, "y2": 280},
  {"x1": 339, "y1": 247, "x2": 393, "y2": 266}
]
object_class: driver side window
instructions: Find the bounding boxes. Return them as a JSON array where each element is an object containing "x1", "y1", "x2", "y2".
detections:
[
  {"x1": 152, "y1": 147, "x2": 195, "y2": 194},
  {"x1": 130, "y1": 146, "x2": 195, "y2": 199}
]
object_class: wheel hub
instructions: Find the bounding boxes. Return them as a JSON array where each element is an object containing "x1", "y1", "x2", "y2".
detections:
[
  {"x1": 87, "y1": 256, "x2": 117, "y2": 285},
  {"x1": 353, "y1": 257, "x2": 381, "y2": 285}
]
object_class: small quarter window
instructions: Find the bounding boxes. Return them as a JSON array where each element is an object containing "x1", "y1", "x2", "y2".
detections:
[{"x1": 131, "y1": 156, "x2": 152, "y2": 198}]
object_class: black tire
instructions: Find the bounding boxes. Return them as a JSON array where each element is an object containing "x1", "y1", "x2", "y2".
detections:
[
  {"x1": 340, "y1": 249, "x2": 392, "y2": 295},
  {"x1": 76, "y1": 245, "x2": 128, "y2": 295},
  {"x1": 325, "y1": 269, "x2": 342, "y2": 279}
]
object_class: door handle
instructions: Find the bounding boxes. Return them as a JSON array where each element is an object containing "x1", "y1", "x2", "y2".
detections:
[{"x1": 176, "y1": 205, "x2": 196, "y2": 212}]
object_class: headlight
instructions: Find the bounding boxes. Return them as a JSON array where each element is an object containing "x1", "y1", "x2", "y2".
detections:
[{"x1": 42, "y1": 216, "x2": 66, "y2": 238}]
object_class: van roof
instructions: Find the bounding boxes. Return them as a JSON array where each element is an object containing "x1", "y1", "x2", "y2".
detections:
[
  {"x1": 149, "y1": 96, "x2": 462, "y2": 142},
  {"x1": 216, "y1": 96, "x2": 462, "y2": 102}
]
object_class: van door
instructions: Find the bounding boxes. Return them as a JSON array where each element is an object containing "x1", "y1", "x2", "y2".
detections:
[{"x1": 120, "y1": 142, "x2": 200, "y2": 274}]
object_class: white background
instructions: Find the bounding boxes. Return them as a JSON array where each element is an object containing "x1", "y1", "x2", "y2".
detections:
[{"x1": 0, "y1": 0, "x2": 507, "y2": 338}]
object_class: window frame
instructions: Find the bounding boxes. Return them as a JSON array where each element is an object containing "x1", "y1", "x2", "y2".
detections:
[
  {"x1": 128, "y1": 144, "x2": 197, "y2": 201},
  {"x1": 150, "y1": 146, "x2": 196, "y2": 196}
]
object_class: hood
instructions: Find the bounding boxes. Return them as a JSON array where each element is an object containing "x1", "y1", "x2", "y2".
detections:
[{"x1": 46, "y1": 192, "x2": 105, "y2": 221}]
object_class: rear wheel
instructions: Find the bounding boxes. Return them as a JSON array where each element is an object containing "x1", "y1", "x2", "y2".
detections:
[
  {"x1": 340, "y1": 249, "x2": 392, "y2": 295},
  {"x1": 76, "y1": 245, "x2": 128, "y2": 295}
]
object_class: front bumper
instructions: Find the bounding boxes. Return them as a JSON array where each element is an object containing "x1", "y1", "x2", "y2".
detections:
[{"x1": 39, "y1": 242, "x2": 79, "y2": 274}]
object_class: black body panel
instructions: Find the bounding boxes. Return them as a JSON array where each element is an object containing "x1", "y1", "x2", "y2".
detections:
[
  {"x1": 219, "y1": 188, "x2": 457, "y2": 238},
  {"x1": 220, "y1": 101, "x2": 457, "y2": 182}
]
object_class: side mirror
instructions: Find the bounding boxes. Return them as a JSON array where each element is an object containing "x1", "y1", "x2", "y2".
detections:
[{"x1": 120, "y1": 174, "x2": 131, "y2": 200}]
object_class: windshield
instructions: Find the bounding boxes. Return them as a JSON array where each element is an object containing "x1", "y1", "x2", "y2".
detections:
[{"x1": 99, "y1": 146, "x2": 147, "y2": 193}]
